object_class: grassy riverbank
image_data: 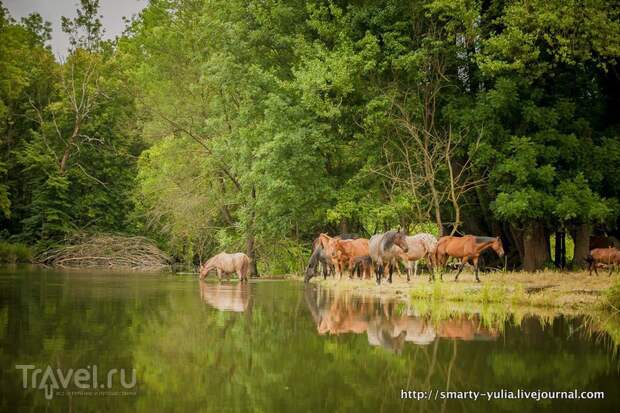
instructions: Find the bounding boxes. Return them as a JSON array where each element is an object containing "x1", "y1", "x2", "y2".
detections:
[
  {"x1": 308, "y1": 270, "x2": 620, "y2": 312},
  {"x1": 0, "y1": 242, "x2": 33, "y2": 264}
]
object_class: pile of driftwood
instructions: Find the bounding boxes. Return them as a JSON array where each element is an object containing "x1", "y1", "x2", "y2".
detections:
[{"x1": 38, "y1": 234, "x2": 170, "y2": 270}]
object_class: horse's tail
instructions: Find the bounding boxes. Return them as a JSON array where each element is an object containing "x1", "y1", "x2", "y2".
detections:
[
  {"x1": 241, "y1": 255, "x2": 250, "y2": 281},
  {"x1": 585, "y1": 253, "x2": 594, "y2": 267}
]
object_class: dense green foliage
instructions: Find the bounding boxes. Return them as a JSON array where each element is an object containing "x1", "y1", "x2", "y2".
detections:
[
  {"x1": 0, "y1": 2, "x2": 143, "y2": 247},
  {"x1": 1, "y1": 0, "x2": 620, "y2": 272}
]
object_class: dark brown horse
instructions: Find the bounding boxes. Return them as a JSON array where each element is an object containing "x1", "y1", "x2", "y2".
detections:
[
  {"x1": 436, "y1": 235, "x2": 504, "y2": 282},
  {"x1": 586, "y1": 247, "x2": 620, "y2": 275},
  {"x1": 369, "y1": 230, "x2": 409, "y2": 285}
]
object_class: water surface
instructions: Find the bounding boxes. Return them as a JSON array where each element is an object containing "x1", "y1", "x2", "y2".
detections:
[{"x1": 0, "y1": 266, "x2": 619, "y2": 412}]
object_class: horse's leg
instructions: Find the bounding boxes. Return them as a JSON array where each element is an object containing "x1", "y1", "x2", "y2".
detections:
[
  {"x1": 216, "y1": 268, "x2": 222, "y2": 282},
  {"x1": 376, "y1": 263, "x2": 383, "y2": 285},
  {"x1": 454, "y1": 258, "x2": 467, "y2": 281},
  {"x1": 437, "y1": 253, "x2": 446, "y2": 281},
  {"x1": 473, "y1": 256, "x2": 481, "y2": 282},
  {"x1": 388, "y1": 262, "x2": 393, "y2": 284}
]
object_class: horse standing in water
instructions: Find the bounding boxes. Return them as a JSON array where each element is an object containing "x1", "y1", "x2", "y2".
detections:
[
  {"x1": 199, "y1": 252, "x2": 251, "y2": 282},
  {"x1": 369, "y1": 230, "x2": 409, "y2": 285},
  {"x1": 396, "y1": 233, "x2": 438, "y2": 281},
  {"x1": 435, "y1": 236, "x2": 504, "y2": 282}
]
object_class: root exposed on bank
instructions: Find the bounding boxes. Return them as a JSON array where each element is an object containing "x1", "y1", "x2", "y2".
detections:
[{"x1": 37, "y1": 234, "x2": 170, "y2": 270}]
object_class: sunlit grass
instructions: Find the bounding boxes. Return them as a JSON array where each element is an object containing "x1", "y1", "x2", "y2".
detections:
[{"x1": 310, "y1": 269, "x2": 618, "y2": 311}]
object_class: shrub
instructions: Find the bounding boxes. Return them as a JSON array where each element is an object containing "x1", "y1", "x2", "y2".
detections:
[
  {"x1": 0, "y1": 242, "x2": 33, "y2": 263},
  {"x1": 605, "y1": 279, "x2": 620, "y2": 311}
]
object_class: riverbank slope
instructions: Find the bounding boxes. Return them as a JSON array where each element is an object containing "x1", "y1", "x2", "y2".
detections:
[{"x1": 308, "y1": 270, "x2": 619, "y2": 312}]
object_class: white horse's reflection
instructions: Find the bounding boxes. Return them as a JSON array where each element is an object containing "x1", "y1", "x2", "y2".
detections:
[{"x1": 199, "y1": 282, "x2": 251, "y2": 312}]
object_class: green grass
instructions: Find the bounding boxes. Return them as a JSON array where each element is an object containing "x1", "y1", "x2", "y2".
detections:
[
  {"x1": 311, "y1": 270, "x2": 618, "y2": 311},
  {"x1": 604, "y1": 279, "x2": 620, "y2": 311},
  {"x1": 0, "y1": 241, "x2": 33, "y2": 263}
]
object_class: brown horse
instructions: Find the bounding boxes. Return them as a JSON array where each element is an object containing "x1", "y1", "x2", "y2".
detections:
[
  {"x1": 586, "y1": 247, "x2": 620, "y2": 275},
  {"x1": 333, "y1": 238, "x2": 370, "y2": 279},
  {"x1": 319, "y1": 234, "x2": 368, "y2": 279},
  {"x1": 436, "y1": 235, "x2": 504, "y2": 282},
  {"x1": 199, "y1": 252, "x2": 250, "y2": 282}
]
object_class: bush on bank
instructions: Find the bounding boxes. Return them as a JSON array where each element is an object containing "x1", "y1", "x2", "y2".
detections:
[{"x1": 0, "y1": 242, "x2": 33, "y2": 263}]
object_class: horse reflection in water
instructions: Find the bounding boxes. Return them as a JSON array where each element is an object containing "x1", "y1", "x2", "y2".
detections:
[
  {"x1": 304, "y1": 287, "x2": 497, "y2": 353},
  {"x1": 199, "y1": 281, "x2": 251, "y2": 312}
]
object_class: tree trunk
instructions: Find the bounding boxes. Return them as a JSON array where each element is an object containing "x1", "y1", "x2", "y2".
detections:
[
  {"x1": 571, "y1": 223, "x2": 591, "y2": 268},
  {"x1": 508, "y1": 224, "x2": 524, "y2": 266},
  {"x1": 554, "y1": 230, "x2": 566, "y2": 269},
  {"x1": 247, "y1": 185, "x2": 259, "y2": 277},
  {"x1": 523, "y1": 221, "x2": 549, "y2": 271},
  {"x1": 59, "y1": 121, "x2": 80, "y2": 175}
]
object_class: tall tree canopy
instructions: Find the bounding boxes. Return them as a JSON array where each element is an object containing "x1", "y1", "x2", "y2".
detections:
[{"x1": 1, "y1": 0, "x2": 619, "y2": 272}]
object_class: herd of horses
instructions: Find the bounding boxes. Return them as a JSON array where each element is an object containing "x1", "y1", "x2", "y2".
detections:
[
  {"x1": 305, "y1": 230, "x2": 505, "y2": 284},
  {"x1": 197, "y1": 230, "x2": 620, "y2": 283}
]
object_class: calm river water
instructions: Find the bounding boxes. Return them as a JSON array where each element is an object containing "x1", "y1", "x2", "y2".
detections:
[{"x1": 1, "y1": 266, "x2": 619, "y2": 412}]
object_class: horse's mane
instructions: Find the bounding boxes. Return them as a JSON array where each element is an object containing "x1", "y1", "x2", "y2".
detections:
[
  {"x1": 307, "y1": 247, "x2": 322, "y2": 270},
  {"x1": 382, "y1": 231, "x2": 399, "y2": 249},
  {"x1": 338, "y1": 233, "x2": 357, "y2": 240}
]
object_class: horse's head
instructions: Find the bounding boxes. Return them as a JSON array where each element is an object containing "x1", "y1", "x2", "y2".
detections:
[
  {"x1": 492, "y1": 237, "x2": 505, "y2": 257},
  {"x1": 319, "y1": 235, "x2": 339, "y2": 260},
  {"x1": 393, "y1": 230, "x2": 409, "y2": 253},
  {"x1": 199, "y1": 264, "x2": 208, "y2": 280}
]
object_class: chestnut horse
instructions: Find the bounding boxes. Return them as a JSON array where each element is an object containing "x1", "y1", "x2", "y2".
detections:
[
  {"x1": 319, "y1": 234, "x2": 369, "y2": 279},
  {"x1": 369, "y1": 230, "x2": 409, "y2": 285},
  {"x1": 305, "y1": 234, "x2": 357, "y2": 282},
  {"x1": 586, "y1": 247, "x2": 620, "y2": 276},
  {"x1": 334, "y1": 238, "x2": 370, "y2": 279},
  {"x1": 435, "y1": 236, "x2": 504, "y2": 282},
  {"x1": 199, "y1": 252, "x2": 250, "y2": 282}
]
